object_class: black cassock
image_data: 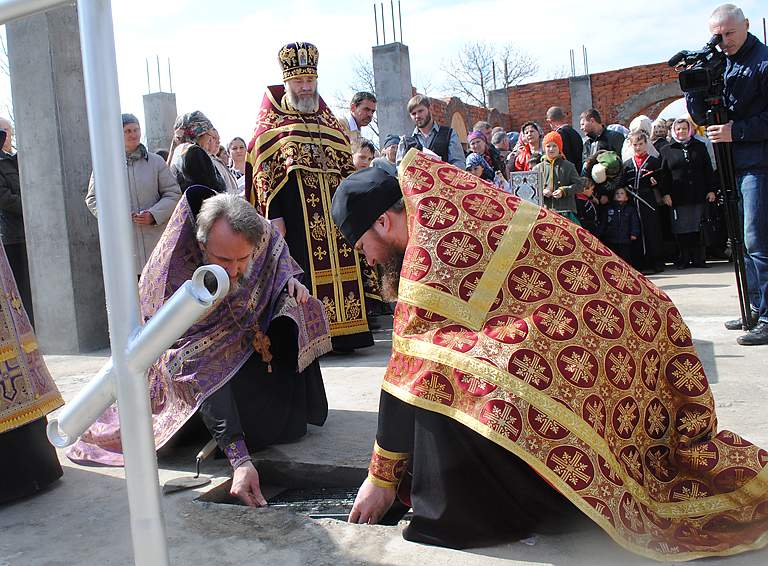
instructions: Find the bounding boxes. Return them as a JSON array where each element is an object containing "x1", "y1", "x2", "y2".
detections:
[
  {"x1": 1, "y1": 418, "x2": 63, "y2": 504},
  {"x1": 376, "y1": 391, "x2": 584, "y2": 549}
]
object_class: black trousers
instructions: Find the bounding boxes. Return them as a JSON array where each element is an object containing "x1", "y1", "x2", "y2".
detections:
[{"x1": 377, "y1": 392, "x2": 584, "y2": 549}]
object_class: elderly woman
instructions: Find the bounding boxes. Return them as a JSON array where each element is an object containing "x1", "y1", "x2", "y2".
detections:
[
  {"x1": 467, "y1": 130, "x2": 508, "y2": 180},
  {"x1": 85, "y1": 113, "x2": 181, "y2": 275},
  {"x1": 511, "y1": 121, "x2": 543, "y2": 172},
  {"x1": 660, "y1": 117, "x2": 717, "y2": 269},
  {"x1": 169, "y1": 111, "x2": 226, "y2": 193}
]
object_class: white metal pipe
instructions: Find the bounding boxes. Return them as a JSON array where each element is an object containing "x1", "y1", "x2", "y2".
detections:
[
  {"x1": 47, "y1": 359, "x2": 115, "y2": 448},
  {"x1": 76, "y1": 1, "x2": 169, "y2": 564},
  {"x1": 46, "y1": 265, "x2": 229, "y2": 448},
  {"x1": 126, "y1": 265, "x2": 229, "y2": 375},
  {"x1": 0, "y1": 0, "x2": 71, "y2": 24}
]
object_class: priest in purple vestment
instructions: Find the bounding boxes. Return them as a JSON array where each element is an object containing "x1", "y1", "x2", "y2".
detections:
[{"x1": 68, "y1": 188, "x2": 332, "y2": 506}]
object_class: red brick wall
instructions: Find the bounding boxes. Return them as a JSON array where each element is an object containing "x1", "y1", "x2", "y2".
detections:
[
  {"x1": 506, "y1": 78, "x2": 570, "y2": 132},
  {"x1": 504, "y1": 62, "x2": 680, "y2": 129},
  {"x1": 590, "y1": 63, "x2": 679, "y2": 124}
]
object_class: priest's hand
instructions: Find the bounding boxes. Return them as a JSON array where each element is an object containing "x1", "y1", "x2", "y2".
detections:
[
  {"x1": 287, "y1": 277, "x2": 309, "y2": 304},
  {"x1": 230, "y1": 461, "x2": 267, "y2": 507},
  {"x1": 348, "y1": 477, "x2": 396, "y2": 525}
]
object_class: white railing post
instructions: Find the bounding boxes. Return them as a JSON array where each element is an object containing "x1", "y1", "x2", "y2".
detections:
[{"x1": 75, "y1": 1, "x2": 169, "y2": 564}]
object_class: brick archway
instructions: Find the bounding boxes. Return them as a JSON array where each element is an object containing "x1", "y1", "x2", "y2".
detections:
[
  {"x1": 615, "y1": 81, "x2": 682, "y2": 124},
  {"x1": 636, "y1": 96, "x2": 684, "y2": 122},
  {"x1": 450, "y1": 111, "x2": 468, "y2": 141}
]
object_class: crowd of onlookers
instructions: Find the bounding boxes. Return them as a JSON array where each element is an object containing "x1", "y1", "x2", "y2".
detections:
[{"x1": 347, "y1": 95, "x2": 725, "y2": 276}]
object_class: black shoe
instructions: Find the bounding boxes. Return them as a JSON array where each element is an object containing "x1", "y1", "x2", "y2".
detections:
[
  {"x1": 725, "y1": 313, "x2": 759, "y2": 330},
  {"x1": 691, "y1": 262, "x2": 709, "y2": 268},
  {"x1": 675, "y1": 263, "x2": 689, "y2": 270},
  {"x1": 737, "y1": 322, "x2": 768, "y2": 346}
]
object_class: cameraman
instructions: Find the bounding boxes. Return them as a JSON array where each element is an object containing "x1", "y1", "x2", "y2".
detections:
[{"x1": 686, "y1": 4, "x2": 768, "y2": 346}]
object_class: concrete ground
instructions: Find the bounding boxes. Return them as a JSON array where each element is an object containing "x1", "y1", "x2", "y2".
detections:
[{"x1": 2, "y1": 261, "x2": 768, "y2": 566}]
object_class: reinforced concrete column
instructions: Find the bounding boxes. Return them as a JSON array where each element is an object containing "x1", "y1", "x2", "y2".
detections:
[
  {"x1": 568, "y1": 75, "x2": 593, "y2": 130},
  {"x1": 7, "y1": 4, "x2": 108, "y2": 353},
  {"x1": 142, "y1": 92, "x2": 177, "y2": 153},
  {"x1": 372, "y1": 42, "x2": 413, "y2": 147}
]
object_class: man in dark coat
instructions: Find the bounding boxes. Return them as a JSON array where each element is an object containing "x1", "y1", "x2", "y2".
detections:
[
  {"x1": 580, "y1": 108, "x2": 625, "y2": 168},
  {"x1": 546, "y1": 106, "x2": 584, "y2": 172}
]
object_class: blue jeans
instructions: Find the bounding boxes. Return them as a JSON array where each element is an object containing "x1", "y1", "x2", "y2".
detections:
[{"x1": 738, "y1": 172, "x2": 768, "y2": 323}]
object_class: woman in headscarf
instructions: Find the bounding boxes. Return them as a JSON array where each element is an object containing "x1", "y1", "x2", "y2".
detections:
[
  {"x1": 620, "y1": 115, "x2": 660, "y2": 162},
  {"x1": 168, "y1": 111, "x2": 226, "y2": 193},
  {"x1": 511, "y1": 121, "x2": 543, "y2": 172},
  {"x1": 466, "y1": 130, "x2": 508, "y2": 180},
  {"x1": 659, "y1": 116, "x2": 717, "y2": 269}
]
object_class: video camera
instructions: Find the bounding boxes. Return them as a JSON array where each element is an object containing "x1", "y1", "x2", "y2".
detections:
[{"x1": 668, "y1": 34, "x2": 726, "y2": 94}]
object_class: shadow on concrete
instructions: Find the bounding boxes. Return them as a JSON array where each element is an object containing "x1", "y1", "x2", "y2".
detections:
[
  {"x1": 658, "y1": 284, "x2": 730, "y2": 291},
  {"x1": 694, "y1": 338, "x2": 719, "y2": 384}
]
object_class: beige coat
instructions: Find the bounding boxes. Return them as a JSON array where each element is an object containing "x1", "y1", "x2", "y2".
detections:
[{"x1": 86, "y1": 150, "x2": 181, "y2": 274}]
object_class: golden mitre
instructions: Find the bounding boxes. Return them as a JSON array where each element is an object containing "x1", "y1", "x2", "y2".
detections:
[{"x1": 278, "y1": 42, "x2": 319, "y2": 81}]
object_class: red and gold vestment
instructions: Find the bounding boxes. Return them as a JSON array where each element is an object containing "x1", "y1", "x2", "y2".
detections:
[{"x1": 378, "y1": 149, "x2": 768, "y2": 561}]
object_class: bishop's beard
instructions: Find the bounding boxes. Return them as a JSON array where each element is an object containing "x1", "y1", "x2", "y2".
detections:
[
  {"x1": 286, "y1": 88, "x2": 320, "y2": 114},
  {"x1": 379, "y1": 252, "x2": 405, "y2": 302}
]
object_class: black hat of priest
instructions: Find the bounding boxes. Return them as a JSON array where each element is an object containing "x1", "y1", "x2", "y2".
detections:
[{"x1": 332, "y1": 167, "x2": 402, "y2": 245}]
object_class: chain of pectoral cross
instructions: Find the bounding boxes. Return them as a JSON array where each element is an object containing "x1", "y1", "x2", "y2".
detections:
[{"x1": 297, "y1": 112, "x2": 330, "y2": 170}]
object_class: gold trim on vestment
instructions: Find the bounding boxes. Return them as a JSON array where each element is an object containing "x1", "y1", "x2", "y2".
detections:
[
  {"x1": 0, "y1": 392, "x2": 64, "y2": 434},
  {"x1": 381, "y1": 380, "x2": 768, "y2": 562},
  {"x1": 374, "y1": 440, "x2": 410, "y2": 460},
  {"x1": 396, "y1": 149, "x2": 538, "y2": 331},
  {"x1": 391, "y1": 334, "x2": 768, "y2": 519}
]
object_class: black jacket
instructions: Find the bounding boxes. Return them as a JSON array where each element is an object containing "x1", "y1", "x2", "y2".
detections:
[
  {"x1": 599, "y1": 202, "x2": 640, "y2": 244},
  {"x1": 660, "y1": 138, "x2": 716, "y2": 206},
  {"x1": 621, "y1": 154, "x2": 665, "y2": 201},
  {"x1": 557, "y1": 124, "x2": 584, "y2": 172},
  {"x1": 0, "y1": 151, "x2": 25, "y2": 245},
  {"x1": 582, "y1": 127, "x2": 625, "y2": 169},
  {"x1": 686, "y1": 33, "x2": 768, "y2": 173}
]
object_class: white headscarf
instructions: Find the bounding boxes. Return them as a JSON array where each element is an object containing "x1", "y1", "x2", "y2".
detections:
[{"x1": 622, "y1": 114, "x2": 660, "y2": 161}]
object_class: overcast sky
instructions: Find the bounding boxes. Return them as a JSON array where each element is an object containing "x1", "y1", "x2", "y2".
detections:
[{"x1": 1, "y1": 0, "x2": 767, "y2": 146}]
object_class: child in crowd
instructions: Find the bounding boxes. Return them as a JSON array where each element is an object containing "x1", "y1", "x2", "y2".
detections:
[
  {"x1": 351, "y1": 138, "x2": 375, "y2": 171},
  {"x1": 466, "y1": 152, "x2": 510, "y2": 191},
  {"x1": 598, "y1": 187, "x2": 640, "y2": 263},
  {"x1": 575, "y1": 182, "x2": 600, "y2": 236},
  {"x1": 533, "y1": 131, "x2": 583, "y2": 224}
]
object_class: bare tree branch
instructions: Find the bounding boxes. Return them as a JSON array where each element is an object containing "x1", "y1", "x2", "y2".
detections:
[
  {"x1": 441, "y1": 42, "x2": 538, "y2": 108},
  {"x1": 338, "y1": 54, "x2": 379, "y2": 139},
  {"x1": 498, "y1": 43, "x2": 538, "y2": 89},
  {"x1": 546, "y1": 65, "x2": 569, "y2": 80}
]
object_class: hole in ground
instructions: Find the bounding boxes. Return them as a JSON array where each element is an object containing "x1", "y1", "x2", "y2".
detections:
[{"x1": 196, "y1": 459, "x2": 410, "y2": 524}]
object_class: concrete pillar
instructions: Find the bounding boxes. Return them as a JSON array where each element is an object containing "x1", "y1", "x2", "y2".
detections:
[
  {"x1": 7, "y1": 5, "x2": 108, "y2": 353},
  {"x1": 568, "y1": 75, "x2": 593, "y2": 130},
  {"x1": 372, "y1": 42, "x2": 413, "y2": 147},
  {"x1": 487, "y1": 88, "x2": 510, "y2": 113},
  {"x1": 142, "y1": 92, "x2": 177, "y2": 154}
]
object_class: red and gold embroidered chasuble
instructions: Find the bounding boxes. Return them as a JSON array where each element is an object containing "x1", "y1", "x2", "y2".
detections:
[
  {"x1": 384, "y1": 149, "x2": 768, "y2": 561},
  {"x1": 245, "y1": 85, "x2": 370, "y2": 342}
]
